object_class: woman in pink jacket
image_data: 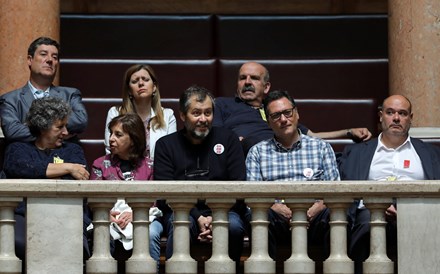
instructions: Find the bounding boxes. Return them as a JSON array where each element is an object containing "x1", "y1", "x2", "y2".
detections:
[{"x1": 90, "y1": 113, "x2": 153, "y2": 271}]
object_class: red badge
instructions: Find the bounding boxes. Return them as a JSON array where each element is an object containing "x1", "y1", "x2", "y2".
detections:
[{"x1": 403, "y1": 160, "x2": 410, "y2": 169}]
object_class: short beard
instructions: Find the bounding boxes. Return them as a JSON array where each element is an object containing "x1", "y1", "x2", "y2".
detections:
[
  {"x1": 191, "y1": 128, "x2": 210, "y2": 140},
  {"x1": 184, "y1": 120, "x2": 211, "y2": 141}
]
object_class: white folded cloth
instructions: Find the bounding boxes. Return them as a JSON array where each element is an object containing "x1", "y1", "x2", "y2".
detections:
[{"x1": 109, "y1": 199, "x2": 133, "y2": 250}]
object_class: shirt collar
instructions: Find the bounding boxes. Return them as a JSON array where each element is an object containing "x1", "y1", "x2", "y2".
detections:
[
  {"x1": 272, "y1": 129, "x2": 303, "y2": 152},
  {"x1": 376, "y1": 133, "x2": 412, "y2": 152},
  {"x1": 28, "y1": 81, "x2": 50, "y2": 95}
]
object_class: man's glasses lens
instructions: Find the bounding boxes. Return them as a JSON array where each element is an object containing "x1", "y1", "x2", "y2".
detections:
[{"x1": 269, "y1": 107, "x2": 295, "y2": 121}]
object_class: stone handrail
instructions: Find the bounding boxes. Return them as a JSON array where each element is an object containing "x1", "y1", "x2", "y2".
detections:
[{"x1": 1, "y1": 180, "x2": 440, "y2": 274}]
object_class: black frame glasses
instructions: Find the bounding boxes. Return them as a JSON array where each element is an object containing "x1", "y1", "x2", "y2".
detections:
[{"x1": 268, "y1": 107, "x2": 296, "y2": 121}]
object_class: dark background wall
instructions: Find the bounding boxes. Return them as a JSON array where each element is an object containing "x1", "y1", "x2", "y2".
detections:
[
  {"x1": 60, "y1": 0, "x2": 388, "y2": 15},
  {"x1": 58, "y1": 1, "x2": 389, "y2": 166}
]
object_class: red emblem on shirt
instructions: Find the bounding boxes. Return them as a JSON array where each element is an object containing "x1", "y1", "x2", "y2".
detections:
[{"x1": 403, "y1": 160, "x2": 410, "y2": 169}]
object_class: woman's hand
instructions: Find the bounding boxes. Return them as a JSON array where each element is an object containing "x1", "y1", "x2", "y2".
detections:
[
  {"x1": 46, "y1": 163, "x2": 89, "y2": 180},
  {"x1": 111, "y1": 211, "x2": 133, "y2": 229},
  {"x1": 69, "y1": 164, "x2": 90, "y2": 180}
]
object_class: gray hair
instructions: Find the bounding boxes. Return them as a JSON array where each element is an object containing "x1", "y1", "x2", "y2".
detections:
[
  {"x1": 27, "y1": 97, "x2": 71, "y2": 137},
  {"x1": 179, "y1": 85, "x2": 215, "y2": 115}
]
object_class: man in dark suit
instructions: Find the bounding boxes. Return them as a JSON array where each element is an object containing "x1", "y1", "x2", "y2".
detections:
[
  {"x1": 0, "y1": 36, "x2": 87, "y2": 142},
  {"x1": 338, "y1": 94, "x2": 440, "y2": 273}
]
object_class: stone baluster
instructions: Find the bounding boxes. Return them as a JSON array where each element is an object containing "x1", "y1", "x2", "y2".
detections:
[
  {"x1": 126, "y1": 198, "x2": 157, "y2": 274},
  {"x1": 284, "y1": 199, "x2": 315, "y2": 274},
  {"x1": 165, "y1": 199, "x2": 197, "y2": 274},
  {"x1": 363, "y1": 198, "x2": 394, "y2": 274},
  {"x1": 27, "y1": 197, "x2": 84, "y2": 273},
  {"x1": 244, "y1": 199, "x2": 276, "y2": 274},
  {"x1": 205, "y1": 198, "x2": 236, "y2": 274},
  {"x1": 0, "y1": 198, "x2": 22, "y2": 274},
  {"x1": 86, "y1": 198, "x2": 118, "y2": 274},
  {"x1": 323, "y1": 199, "x2": 354, "y2": 274}
]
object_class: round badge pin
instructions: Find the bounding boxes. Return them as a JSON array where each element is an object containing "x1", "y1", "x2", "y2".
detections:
[
  {"x1": 213, "y1": 144, "x2": 225, "y2": 155},
  {"x1": 303, "y1": 168, "x2": 314, "y2": 179}
]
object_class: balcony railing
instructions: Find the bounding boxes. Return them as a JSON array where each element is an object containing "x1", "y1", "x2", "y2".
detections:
[{"x1": 1, "y1": 179, "x2": 439, "y2": 274}]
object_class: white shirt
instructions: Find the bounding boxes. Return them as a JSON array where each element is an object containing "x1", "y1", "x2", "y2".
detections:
[{"x1": 368, "y1": 134, "x2": 425, "y2": 181}]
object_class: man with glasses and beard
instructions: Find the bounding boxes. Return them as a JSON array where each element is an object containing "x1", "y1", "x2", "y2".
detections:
[{"x1": 154, "y1": 85, "x2": 249, "y2": 269}]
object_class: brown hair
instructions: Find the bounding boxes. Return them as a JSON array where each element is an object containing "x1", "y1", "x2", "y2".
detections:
[
  {"x1": 119, "y1": 64, "x2": 165, "y2": 130},
  {"x1": 108, "y1": 113, "x2": 146, "y2": 167}
]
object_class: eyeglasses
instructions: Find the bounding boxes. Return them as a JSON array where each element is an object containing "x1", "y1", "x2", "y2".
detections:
[{"x1": 269, "y1": 107, "x2": 296, "y2": 121}]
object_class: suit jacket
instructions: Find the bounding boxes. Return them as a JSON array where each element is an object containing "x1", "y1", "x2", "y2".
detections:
[
  {"x1": 0, "y1": 84, "x2": 88, "y2": 142},
  {"x1": 338, "y1": 137, "x2": 440, "y2": 180}
]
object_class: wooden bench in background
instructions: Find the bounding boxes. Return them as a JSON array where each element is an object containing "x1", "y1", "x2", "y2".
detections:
[{"x1": 78, "y1": 98, "x2": 378, "y2": 167}]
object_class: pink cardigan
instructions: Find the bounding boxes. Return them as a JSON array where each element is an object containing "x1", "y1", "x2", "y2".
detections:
[{"x1": 90, "y1": 154, "x2": 153, "y2": 180}]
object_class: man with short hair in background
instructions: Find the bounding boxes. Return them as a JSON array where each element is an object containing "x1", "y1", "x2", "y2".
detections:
[{"x1": 0, "y1": 36, "x2": 87, "y2": 143}]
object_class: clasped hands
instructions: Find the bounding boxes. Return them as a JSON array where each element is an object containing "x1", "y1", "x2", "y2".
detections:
[
  {"x1": 271, "y1": 200, "x2": 326, "y2": 224},
  {"x1": 197, "y1": 215, "x2": 213, "y2": 243},
  {"x1": 196, "y1": 200, "x2": 327, "y2": 242}
]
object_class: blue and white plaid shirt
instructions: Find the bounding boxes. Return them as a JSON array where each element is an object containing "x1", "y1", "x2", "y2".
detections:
[{"x1": 246, "y1": 133, "x2": 340, "y2": 181}]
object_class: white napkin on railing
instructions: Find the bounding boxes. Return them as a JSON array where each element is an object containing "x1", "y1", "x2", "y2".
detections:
[{"x1": 109, "y1": 199, "x2": 133, "y2": 250}]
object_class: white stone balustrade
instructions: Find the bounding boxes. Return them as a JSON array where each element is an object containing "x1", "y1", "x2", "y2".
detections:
[
  {"x1": 284, "y1": 199, "x2": 316, "y2": 274},
  {"x1": 165, "y1": 198, "x2": 198, "y2": 274},
  {"x1": 0, "y1": 198, "x2": 22, "y2": 274},
  {"x1": 323, "y1": 198, "x2": 354, "y2": 274},
  {"x1": 86, "y1": 198, "x2": 118, "y2": 274},
  {"x1": 362, "y1": 198, "x2": 394, "y2": 274},
  {"x1": 125, "y1": 198, "x2": 157, "y2": 274},
  {"x1": 244, "y1": 198, "x2": 276, "y2": 274},
  {"x1": 205, "y1": 198, "x2": 236, "y2": 274},
  {"x1": 1, "y1": 180, "x2": 440, "y2": 273}
]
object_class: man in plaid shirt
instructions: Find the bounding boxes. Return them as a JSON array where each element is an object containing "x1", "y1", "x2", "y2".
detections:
[{"x1": 246, "y1": 90, "x2": 340, "y2": 260}]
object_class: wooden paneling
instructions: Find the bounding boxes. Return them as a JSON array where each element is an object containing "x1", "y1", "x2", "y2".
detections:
[
  {"x1": 59, "y1": 59, "x2": 218, "y2": 97},
  {"x1": 216, "y1": 15, "x2": 388, "y2": 59},
  {"x1": 60, "y1": 0, "x2": 387, "y2": 15},
  {"x1": 60, "y1": 15, "x2": 214, "y2": 59},
  {"x1": 218, "y1": 59, "x2": 388, "y2": 101}
]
